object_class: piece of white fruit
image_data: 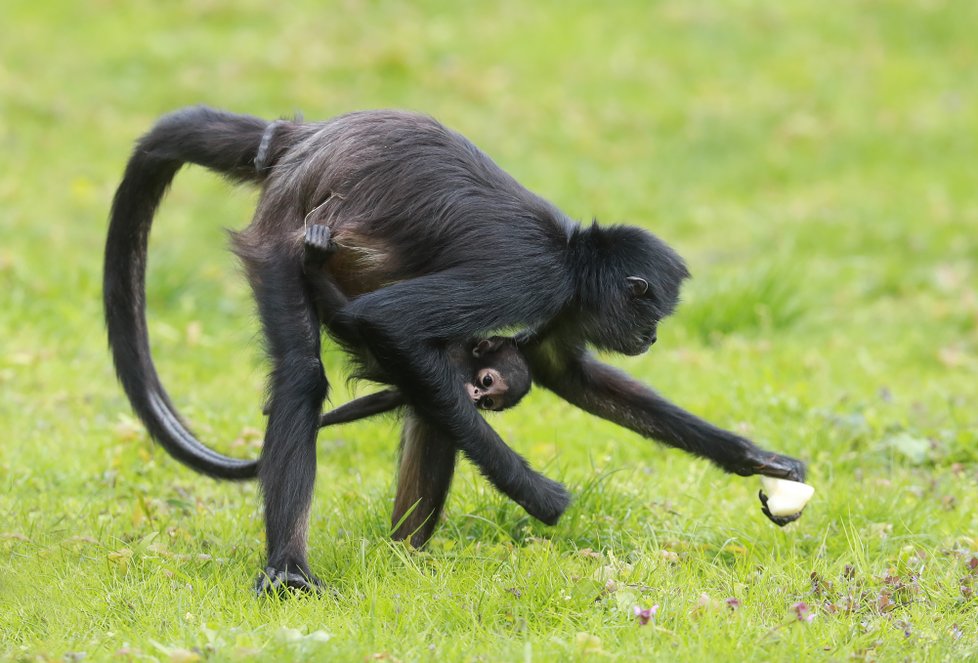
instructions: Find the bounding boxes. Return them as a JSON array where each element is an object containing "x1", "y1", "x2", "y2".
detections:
[{"x1": 759, "y1": 477, "x2": 815, "y2": 516}]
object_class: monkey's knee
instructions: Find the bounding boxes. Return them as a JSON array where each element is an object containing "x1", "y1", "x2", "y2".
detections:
[{"x1": 269, "y1": 355, "x2": 329, "y2": 406}]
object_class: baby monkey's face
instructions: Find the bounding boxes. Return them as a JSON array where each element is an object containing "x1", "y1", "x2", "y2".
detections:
[
  {"x1": 460, "y1": 336, "x2": 532, "y2": 413},
  {"x1": 466, "y1": 367, "x2": 510, "y2": 411}
]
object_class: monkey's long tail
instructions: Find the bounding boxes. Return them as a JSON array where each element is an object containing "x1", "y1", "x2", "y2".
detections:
[{"x1": 103, "y1": 106, "x2": 284, "y2": 480}]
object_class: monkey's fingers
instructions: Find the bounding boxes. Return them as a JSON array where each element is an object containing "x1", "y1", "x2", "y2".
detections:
[
  {"x1": 758, "y1": 490, "x2": 804, "y2": 527},
  {"x1": 750, "y1": 453, "x2": 806, "y2": 483}
]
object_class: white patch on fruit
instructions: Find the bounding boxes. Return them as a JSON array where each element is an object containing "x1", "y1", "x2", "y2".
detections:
[{"x1": 759, "y1": 477, "x2": 815, "y2": 516}]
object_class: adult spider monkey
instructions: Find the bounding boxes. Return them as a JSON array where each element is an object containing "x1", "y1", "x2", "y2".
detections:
[{"x1": 104, "y1": 106, "x2": 806, "y2": 594}]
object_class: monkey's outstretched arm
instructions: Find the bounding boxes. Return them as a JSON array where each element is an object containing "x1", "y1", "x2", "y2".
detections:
[{"x1": 524, "y1": 340, "x2": 806, "y2": 501}]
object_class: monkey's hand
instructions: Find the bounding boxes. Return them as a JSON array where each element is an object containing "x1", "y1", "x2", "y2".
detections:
[
  {"x1": 758, "y1": 491, "x2": 804, "y2": 527},
  {"x1": 745, "y1": 453, "x2": 806, "y2": 483},
  {"x1": 513, "y1": 474, "x2": 570, "y2": 526}
]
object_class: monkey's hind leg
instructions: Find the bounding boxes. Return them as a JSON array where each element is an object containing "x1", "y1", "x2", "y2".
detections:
[{"x1": 243, "y1": 248, "x2": 329, "y2": 596}]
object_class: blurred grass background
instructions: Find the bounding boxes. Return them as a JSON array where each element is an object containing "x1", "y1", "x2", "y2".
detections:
[{"x1": 1, "y1": 0, "x2": 976, "y2": 660}]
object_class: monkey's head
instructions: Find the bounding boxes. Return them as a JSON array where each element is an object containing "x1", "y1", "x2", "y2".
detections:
[
  {"x1": 464, "y1": 336, "x2": 532, "y2": 412},
  {"x1": 573, "y1": 224, "x2": 690, "y2": 356}
]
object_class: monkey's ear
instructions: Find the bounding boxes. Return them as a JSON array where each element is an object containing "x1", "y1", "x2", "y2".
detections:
[
  {"x1": 473, "y1": 337, "x2": 504, "y2": 357},
  {"x1": 473, "y1": 339, "x2": 493, "y2": 357},
  {"x1": 626, "y1": 276, "x2": 649, "y2": 297}
]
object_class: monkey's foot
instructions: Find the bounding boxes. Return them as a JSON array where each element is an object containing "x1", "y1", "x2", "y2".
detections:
[
  {"x1": 254, "y1": 564, "x2": 324, "y2": 597},
  {"x1": 758, "y1": 490, "x2": 805, "y2": 527},
  {"x1": 519, "y1": 476, "x2": 571, "y2": 526},
  {"x1": 304, "y1": 223, "x2": 336, "y2": 256}
]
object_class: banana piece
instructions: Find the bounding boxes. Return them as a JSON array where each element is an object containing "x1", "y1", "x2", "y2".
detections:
[{"x1": 759, "y1": 477, "x2": 815, "y2": 517}]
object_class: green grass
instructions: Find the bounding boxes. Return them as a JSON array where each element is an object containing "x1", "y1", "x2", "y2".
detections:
[{"x1": 2, "y1": 0, "x2": 977, "y2": 660}]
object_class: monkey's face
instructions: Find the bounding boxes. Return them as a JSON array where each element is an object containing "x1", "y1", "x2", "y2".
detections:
[
  {"x1": 462, "y1": 336, "x2": 532, "y2": 412},
  {"x1": 584, "y1": 279, "x2": 665, "y2": 356},
  {"x1": 585, "y1": 225, "x2": 689, "y2": 356},
  {"x1": 617, "y1": 276, "x2": 662, "y2": 356},
  {"x1": 466, "y1": 368, "x2": 509, "y2": 411}
]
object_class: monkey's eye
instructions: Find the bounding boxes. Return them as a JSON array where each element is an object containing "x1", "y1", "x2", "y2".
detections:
[
  {"x1": 481, "y1": 374, "x2": 493, "y2": 388},
  {"x1": 479, "y1": 397, "x2": 495, "y2": 410}
]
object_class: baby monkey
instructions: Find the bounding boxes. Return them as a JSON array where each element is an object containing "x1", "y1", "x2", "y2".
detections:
[
  {"x1": 302, "y1": 224, "x2": 533, "y2": 428},
  {"x1": 315, "y1": 336, "x2": 531, "y2": 427}
]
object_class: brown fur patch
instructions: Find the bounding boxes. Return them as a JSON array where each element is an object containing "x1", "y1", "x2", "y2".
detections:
[{"x1": 326, "y1": 228, "x2": 400, "y2": 297}]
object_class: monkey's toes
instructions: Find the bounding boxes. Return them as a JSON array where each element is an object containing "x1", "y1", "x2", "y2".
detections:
[{"x1": 254, "y1": 565, "x2": 324, "y2": 597}]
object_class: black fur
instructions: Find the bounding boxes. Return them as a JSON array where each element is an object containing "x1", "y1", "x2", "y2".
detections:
[{"x1": 104, "y1": 106, "x2": 806, "y2": 593}]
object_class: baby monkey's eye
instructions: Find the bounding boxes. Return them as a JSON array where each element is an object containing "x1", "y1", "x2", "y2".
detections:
[
  {"x1": 479, "y1": 397, "x2": 495, "y2": 410},
  {"x1": 481, "y1": 374, "x2": 493, "y2": 388}
]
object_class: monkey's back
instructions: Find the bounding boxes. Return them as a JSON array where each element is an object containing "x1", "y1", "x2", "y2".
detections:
[{"x1": 268, "y1": 111, "x2": 573, "y2": 284}]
